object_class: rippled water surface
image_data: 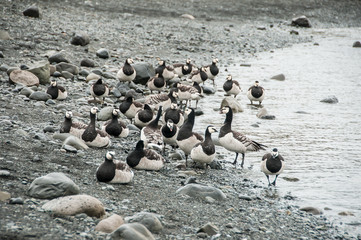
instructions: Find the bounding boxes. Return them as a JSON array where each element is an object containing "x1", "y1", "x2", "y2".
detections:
[{"x1": 195, "y1": 28, "x2": 361, "y2": 236}]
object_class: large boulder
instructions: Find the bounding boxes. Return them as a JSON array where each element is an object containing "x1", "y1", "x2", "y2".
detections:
[
  {"x1": 112, "y1": 223, "x2": 155, "y2": 240},
  {"x1": 125, "y1": 212, "x2": 163, "y2": 233},
  {"x1": 176, "y1": 183, "x2": 226, "y2": 202},
  {"x1": 221, "y1": 97, "x2": 243, "y2": 113},
  {"x1": 56, "y1": 62, "x2": 79, "y2": 75},
  {"x1": 9, "y1": 70, "x2": 39, "y2": 86},
  {"x1": 95, "y1": 214, "x2": 125, "y2": 233},
  {"x1": 132, "y1": 63, "x2": 155, "y2": 85},
  {"x1": 27, "y1": 61, "x2": 51, "y2": 85},
  {"x1": 27, "y1": 172, "x2": 80, "y2": 199},
  {"x1": 42, "y1": 194, "x2": 105, "y2": 218}
]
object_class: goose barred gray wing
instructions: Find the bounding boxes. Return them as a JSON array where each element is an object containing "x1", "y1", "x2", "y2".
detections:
[{"x1": 232, "y1": 131, "x2": 267, "y2": 151}]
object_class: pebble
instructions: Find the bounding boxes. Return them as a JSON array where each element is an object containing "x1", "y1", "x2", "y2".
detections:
[
  {"x1": 9, "y1": 70, "x2": 39, "y2": 86},
  {"x1": 45, "y1": 99, "x2": 56, "y2": 105},
  {"x1": 9, "y1": 197, "x2": 24, "y2": 204},
  {"x1": 43, "y1": 126, "x2": 55, "y2": 133},
  {"x1": 23, "y1": 6, "x2": 40, "y2": 18},
  {"x1": 320, "y1": 95, "x2": 338, "y2": 104},
  {"x1": 80, "y1": 58, "x2": 96, "y2": 67},
  {"x1": 352, "y1": 41, "x2": 361, "y2": 48},
  {"x1": 61, "y1": 71, "x2": 74, "y2": 79},
  {"x1": 0, "y1": 191, "x2": 11, "y2": 201},
  {"x1": 95, "y1": 214, "x2": 125, "y2": 233},
  {"x1": 239, "y1": 195, "x2": 253, "y2": 201},
  {"x1": 0, "y1": 170, "x2": 10, "y2": 176},
  {"x1": 48, "y1": 52, "x2": 69, "y2": 63},
  {"x1": 125, "y1": 212, "x2": 163, "y2": 233},
  {"x1": 70, "y1": 33, "x2": 90, "y2": 46},
  {"x1": 96, "y1": 48, "x2": 110, "y2": 59},
  {"x1": 180, "y1": 14, "x2": 195, "y2": 20},
  {"x1": 79, "y1": 69, "x2": 90, "y2": 77},
  {"x1": 291, "y1": 16, "x2": 311, "y2": 28},
  {"x1": 29, "y1": 91, "x2": 51, "y2": 101},
  {"x1": 176, "y1": 183, "x2": 227, "y2": 202},
  {"x1": 27, "y1": 61, "x2": 51, "y2": 85},
  {"x1": 56, "y1": 62, "x2": 79, "y2": 75},
  {"x1": 197, "y1": 222, "x2": 219, "y2": 236},
  {"x1": 63, "y1": 144, "x2": 78, "y2": 153},
  {"x1": 299, "y1": 207, "x2": 323, "y2": 215},
  {"x1": 271, "y1": 73, "x2": 285, "y2": 81},
  {"x1": 111, "y1": 223, "x2": 155, "y2": 240},
  {"x1": 86, "y1": 72, "x2": 101, "y2": 82}
]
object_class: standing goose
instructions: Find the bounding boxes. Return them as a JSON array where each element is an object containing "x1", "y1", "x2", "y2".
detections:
[
  {"x1": 161, "y1": 119, "x2": 179, "y2": 154},
  {"x1": 47, "y1": 80, "x2": 68, "y2": 100},
  {"x1": 119, "y1": 96, "x2": 144, "y2": 123},
  {"x1": 247, "y1": 81, "x2": 265, "y2": 105},
  {"x1": 81, "y1": 107, "x2": 111, "y2": 148},
  {"x1": 173, "y1": 59, "x2": 192, "y2": 78},
  {"x1": 126, "y1": 140, "x2": 165, "y2": 171},
  {"x1": 140, "y1": 106, "x2": 163, "y2": 150},
  {"x1": 176, "y1": 82, "x2": 203, "y2": 108},
  {"x1": 176, "y1": 108, "x2": 203, "y2": 166},
  {"x1": 188, "y1": 67, "x2": 208, "y2": 85},
  {"x1": 155, "y1": 60, "x2": 175, "y2": 81},
  {"x1": 223, "y1": 74, "x2": 241, "y2": 98},
  {"x1": 90, "y1": 78, "x2": 109, "y2": 104},
  {"x1": 162, "y1": 102, "x2": 184, "y2": 127},
  {"x1": 147, "y1": 73, "x2": 166, "y2": 93},
  {"x1": 60, "y1": 111, "x2": 87, "y2": 138},
  {"x1": 219, "y1": 106, "x2": 267, "y2": 168},
  {"x1": 102, "y1": 109, "x2": 129, "y2": 138},
  {"x1": 96, "y1": 151, "x2": 134, "y2": 184},
  {"x1": 261, "y1": 148, "x2": 285, "y2": 186},
  {"x1": 134, "y1": 104, "x2": 154, "y2": 129},
  {"x1": 190, "y1": 81, "x2": 203, "y2": 108},
  {"x1": 191, "y1": 125, "x2": 217, "y2": 171},
  {"x1": 117, "y1": 58, "x2": 136, "y2": 84},
  {"x1": 203, "y1": 58, "x2": 219, "y2": 85},
  {"x1": 145, "y1": 89, "x2": 178, "y2": 111}
]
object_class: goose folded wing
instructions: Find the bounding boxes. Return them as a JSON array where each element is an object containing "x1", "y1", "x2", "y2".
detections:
[{"x1": 144, "y1": 149, "x2": 164, "y2": 161}]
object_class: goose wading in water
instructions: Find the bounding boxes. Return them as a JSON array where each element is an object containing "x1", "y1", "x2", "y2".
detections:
[
  {"x1": 219, "y1": 106, "x2": 267, "y2": 168},
  {"x1": 223, "y1": 74, "x2": 241, "y2": 98},
  {"x1": 247, "y1": 80, "x2": 265, "y2": 105},
  {"x1": 261, "y1": 148, "x2": 285, "y2": 186}
]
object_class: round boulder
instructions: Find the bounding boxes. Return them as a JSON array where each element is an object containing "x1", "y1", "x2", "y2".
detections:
[
  {"x1": 70, "y1": 33, "x2": 90, "y2": 46},
  {"x1": 112, "y1": 223, "x2": 155, "y2": 240},
  {"x1": 23, "y1": 6, "x2": 40, "y2": 18},
  {"x1": 221, "y1": 97, "x2": 243, "y2": 113},
  {"x1": 291, "y1": 16, "x2": 311, "y2": 28},
  {"x1": 9, "y1": 70, "x2": 39, "y2": 86},
  {"x1": 125, "y1": 212, "x2": 163, "y2": 233},
  {"x1": 96, "y1": 48, "x2": 109, "y2": 59},
  {"x1": 27, "y1": 61, "x2": 51, "y2": 85},
  {"x1": 95, "y1": 214, "x2": 125, "y2": 233},
  {"x1": 132, "y1": 62, "x2": 155, "y2": 85}
]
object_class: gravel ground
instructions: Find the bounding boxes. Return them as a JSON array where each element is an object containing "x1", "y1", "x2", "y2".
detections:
[{"x1": 1, "y1": 0, "x2": 361, "y2": 239}]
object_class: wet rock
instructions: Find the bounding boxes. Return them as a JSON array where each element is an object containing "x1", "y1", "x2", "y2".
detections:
[
  {"x1": 27, "y1": 61, "x2": 51, "y2": 85},
  {"x1": 9, "y1": 70, "x2": 39, "y2": 86},
  {"x1": 320, "y1": 95, "x2": 338, "y2": 104},
  {"x1": 300, "y1": 206, "x2": 322, "y2": 215},
  {"x1": 97, "y1": 106, "x2": 114, "y2": 121},
  {"x1": 111, "y1": 88, "x2": 122, "y2": 98},
  {"x1": 56, "y1": 62, "x2": 79, "y2": 75},
  {"x1": 352, "y1": 41, "x2": 361, "y2": 48},
  {"x1": 95, "y1": 214, "x2": 125, "y2": 233},
  {"x1": 0, "y1": 51, "x2": 4, "y2": 58},
  {"x1": 0, "y1": 191, "x2": 11, "y2": 201},
  {"x1": 70, "y1": 32, "x2": 90, "y2": 46},
  {"x1": 61, "y1": 71, "x2": 74, "y2": 80},
  {"x1": 96, "y1": 48, "x2": 109, "y2": 59},
  {"x1": 0, "y1": 170, "x2": 10, "y2": 176},
  {"x1": 42, "y1": 194, "x2": 105, "y2": 218},
  {"x1": 52, "y1": 71, "x2": 62, "y2": 77},
  {"x1": 176, "y1": 183, "x2": 226, "y2": 202},
  {"x1": 63, "y1": 144, "x2": 78, "y2": 153},
  {"x1": 239, "y1": 195, "x2": 252, "y2": 201},
  {"x1": 180, "y1": 14, "x2": 195, "y2": 20},
  {"x1": 202, "y1": 86, "x2": 215, "y2": 94},
  {"x1": 28, "y1": 172, "x2": 80, "y2": 199},
  {"x1": 29, "y1": 91, "x2": 51, "y2": 101},
  {"x1": 256, "y1": 108, "x2": 276, "y2": 120},
  {"x1": 48, "y1": 52, "x2": 69, "y2": 64},
  {"x1": 80, "y1": 58, "x2": 96, "y2": 67},
  {"x1": 9, "y1": 197, "x2": 24, "y2": 205},
  {"x1": 0, "y1": 30, "x2": 11, "y2": 40},
  {"x1": 112, "y1": 223, "x2": 155, "y2": 240},
  {"x1": 23, "y1": 6, "x2": 40, "y2": 18},
  {"x1": 221, "y1": 97, "x2": 243, "y2": 113},
  {"x1": 209, "y1": 160, "x2": 222, "y2": 170},
  {"x1": 43, "y1": 126, "x2": 55, "y2": 133},
  {"x1": 125, "y1": 212, "x2": 163, "y2": 233},
  {"x1": 271, "y1": 73, "x2": 285, "y2": 81},
  {"x1": 133, "y1": 62, "x2": 155, "y2": 85},
  {"x1": 197, "y1": 222, "x2": 219, "y2": 236},
  {"x1": 338, "y1": 211, "x2": 354, "y2": 216},
  {"x1": 86, "y1": 72, "x2": 101, "y2": 82},
  {"x1": 46, "y1": 99, "x2": 56, "y2": 105},
  {"x1": 291, "y1": 16, "x2": 311, "y2": 28}
]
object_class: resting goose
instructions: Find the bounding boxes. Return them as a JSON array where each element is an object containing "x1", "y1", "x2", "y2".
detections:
[
  {"x1": 60, "y1": 111, "x2": 87, "y2": 138},
  {"x1": 119, "y1": 96, "x2": 144, "y2": 123},
  {"x1": 261, "y1": 148, "x2": 285, "y2": 186},
  {"x1": 203, "y1": 58, "x2": 219, "y2": 85},
  {"x1": 140, "y1": 106, "x2": 163, "y2": 150},
  {"x1": 247, "y1": 81, "x2": 265, "y2": 105},
  {"x1": 47, "y1": 79, "x2": 67, "y2": 100},
  {"x1": 223, "y1": 74, "x2": 241, "y2": 98},
  {"x1": 162, "y1": 102, "x2": 184, "y2": 127},
  {"x1": 191, "y1": 125, "x2": 217, "y2": 171},
  {"x1": 161, "y1": 119, "x2": 179, "y2": 154},
  {"x1": 219, "y1": 106, "x2": 266, "y2": 168},
  {"x1": 96, "y1": 151, "x2": 134, "y2": 184},
  {"x1": 81, "y1": 107, "x2": 111, "y2": 148},
  {"x1": 102, "y1": 109, "x2": 129, "y2": 138},
  {"x1": 117, "y1": 58, "x2": 136, "y2": 84},
  {"x1": 126, "y1": 140, "x2": 165, "y2": 171},
  {"x1": 188, "y1": 67, "x2": 208, "y2": 85},
  {"x1": 176, "y1": 108, "x2": 203, "y2": 166},
  {"x1": 155, "y1": 60, "x2": 175, "y2": 81},
  {"x1": 145, "y1": 89, "x2": 178, "y2": 111},
  {"x1": 90, "y1": 78, "x2": 109, "y2": 104},
  {"x1": 134, "y1": 104, "x2": 154, "y2": 129},
  {"x1": 147, "y1": 73, "x2": 166, "y2": 93}
]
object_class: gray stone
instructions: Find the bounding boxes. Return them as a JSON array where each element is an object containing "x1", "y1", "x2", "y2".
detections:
[
  {"x1": 43, "y1": 126, "x2": 55, "y2": 133},
  {"x1": 112, "y1": 223, "x2": 155, "y2": 240},
  {"x1": 320, "y1": 95, "x2": 338, "y2": 104},
  {"x1": 111, "y1": 88, "x2": 122, "y2": 98},
  {"x1": 61, "y1": 71, "x2": 74, "y2": 79},
  {"x1": 221, "y1": 97, "x2": 243, "y2": 113},
  {"x1": 202, "y1": 86, "x2": 215, "y2": 94},
  {"x1": 0, "y1": 170, "x2": 10, "y2": 176},
  {"x1": 256, "y1": 108, "x2": 275, "y2": 120},
  {"x1": 52, "y1": 71, "x2": 62, "y2": 77},
  {"x1": 20, "y1": 87, "x2": 35, "y2": 97},
  {"x1": 97, "y1": 106, "x2": 114, "y2": 121},
  {"x1": 9, "y1": 70, "x2": 39, "y2": 86},
  {"x1": 127, "y1": 124, "x2": 140, "y2": 131},
  {"x1": 209, "y1": 160, "x2": 222, "y2": 170},
  {"x1": 63, "y1": 144, "x2": 78, "y2": 153},
  {"x1": 197, "y1": 223, "x2": 219, "y2": 236},
  {"x1": 96, "y1": 48, "x2": 109, "y2": 59},
  {"x1": 70, "y1": 33, "x2": 90, "y2": 46},
  {"x1": 56, "y1": 62, "x2": 79, "y2": 75},
  {"x1": 271, "y1": 73, "x2": 285, "y2": 81},
  {"x1": 176, "y1": 183, "x2": 226, "y2": 201},
  {"x1": 79, "y1": 69, "x2": 90, "y2": 77},
  {"x1": 0, "y1": 51, "x2": 4, "y2": 58},
  {"x1": 0, "y1": 64, "x2": 9, "y2": 72},
  {"x1": 133, "y1": 62, "x2": 155, "y2": 85},
  {"x1": 45, "y1": 99, "x2": 56, "y2": 105},
  {"x1": 300, "y1": 206, "x2": 323, "y2": 215},
  {"x1": 291, "y1": 16, "x2": 311, "y2": 28},
  {"x1": 29, "y1": 91, "x2": 51, "y2": 101},
  {"x1": 80, "y1": 58, "x2": 95, "y2": 67},
  {"x1": 0, "y1": 191, "x2": 11, "y2": 201},
  {"x1": 86, "y1": 72, "x2": 101, "y2": 82},
  {"x1": 95, "y1": 214, "x2": 125, "y2": 233},
  {"x1": 102, "y1": 71, "x2": 116, "y2": 79},
  {"x1": 91, "y1": 69, "x2": 103, "y2": 76},
  {"x1": 28, "y1": 172, "x2": 80, "y2": 199},
  {"x1": 48, "y1": 52, "x2": 69, "y2": 64},
  {"x1": 9, "y1": 197, "x2": 24, "y2": 204},
  {"x1": 23, "y1": 6, "x2": 40, "y2": 18},
  {"x1": 27, "y1": 61, "x2": 51, "y2": 85},
  {"x1": 0, "y1": 30, "x2": 11, "y2": 40},
  {"x1": 239, "y1": 195, "x2": 252, "y2": 201},
  {"x1": 125, "y1": 212, "x2": 163, "y2": 233},
  {"x1": 353, "y1": 41, "x2": 361, "y2": 48}
]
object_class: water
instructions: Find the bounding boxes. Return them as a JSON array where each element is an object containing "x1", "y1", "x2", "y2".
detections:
[{"x1": 195, "y1": 28, "x2": 361, "y2": 236}]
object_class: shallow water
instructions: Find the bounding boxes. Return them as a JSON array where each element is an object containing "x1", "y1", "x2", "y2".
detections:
[{"x1": 195, "y1": 28, "x2": 361, "y2": 236}]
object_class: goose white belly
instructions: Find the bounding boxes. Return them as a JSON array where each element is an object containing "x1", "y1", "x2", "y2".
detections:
[
  {"x1": 177, "y1": 91, "x2": 192, "y2": 101},
  {"x1": 227, "y1": 85, "x2": 241, "y2": 96},
  {"x1": 219, "y1": 132, "x2": 246, "y2": 153},
  {"x1": 118, "y1": 127, "x2": 129, "y2": 138},
  {"x1": 110, "y1": 169, "x2": 134, "y2": 184},
  {"x1": 57, "y1": 90, "x2": 68, "y2": 100},
  {"x1": 163, "y1": 69, "x2": 175, "y2": 80},
  {"x1": 135, "y1": 157, "x2": 164, "y2": 171},
  {"x1": 85, "y1": 135, "x2": 111, "y2": 148},
  {"x1": 190, "y1": 75, "x2": 203, "y2": 84},
  {"x1": 191, "y1": 145, "x2": 215, "y2": 164},
  {"x1": 125, "y1": 104, "x2": 141, "y2": 119},
  {"x1": 163, "y1": 132, "x2": 178, "y2": 146},
  {"x1": 177, "y1": 135, "x2": 202, "y2": 155}
]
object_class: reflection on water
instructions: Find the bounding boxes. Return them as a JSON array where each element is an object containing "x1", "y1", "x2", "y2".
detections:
[{"x1": 195, "y1": 28, "x2": 361, "y2": 236}]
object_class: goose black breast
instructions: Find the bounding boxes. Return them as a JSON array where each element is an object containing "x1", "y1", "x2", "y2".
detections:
[
  {"x1": 93, "y1": 84, "x2": 106, "y2": 96},
  {"x1": 210, "y1": 64, "x2": 219, "y2": 76},
  {"x1": 47, "y1": 86, "x2": 58, "y2": 99},
  {"x1": 251, "y1": 87, "x2": 263, "y2": 98},
  {"x1": 162, "y1": 125, "x2": 177, "y2": 138},
  {"x1": 96, "y1": 161, "x2": 116, "y2": 182},
  {"x1": 223, "y1": 80, "x2": 233, "y2": 92},
  {"x1": 200, "y1": 71, "x2": 208, "y2": 81},
  {"x1": 123, "y1": 64, "x2": 134, "y2": 76},
  {"x1": 266, "y1": 156, "x2": 282, "y2": 173},
  {"x1": 154, "y1": 76, "x2": 165, "y2": 88}
]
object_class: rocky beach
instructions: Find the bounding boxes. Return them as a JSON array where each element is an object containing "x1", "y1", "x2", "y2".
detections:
[{"x1": 1, "y1": 0, "x2": 361, "y2": 239}]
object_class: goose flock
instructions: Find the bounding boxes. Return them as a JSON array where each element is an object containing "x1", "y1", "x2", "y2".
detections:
[{"x1": 54, "y1": 57, "x2": 284, "y2": 186}]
